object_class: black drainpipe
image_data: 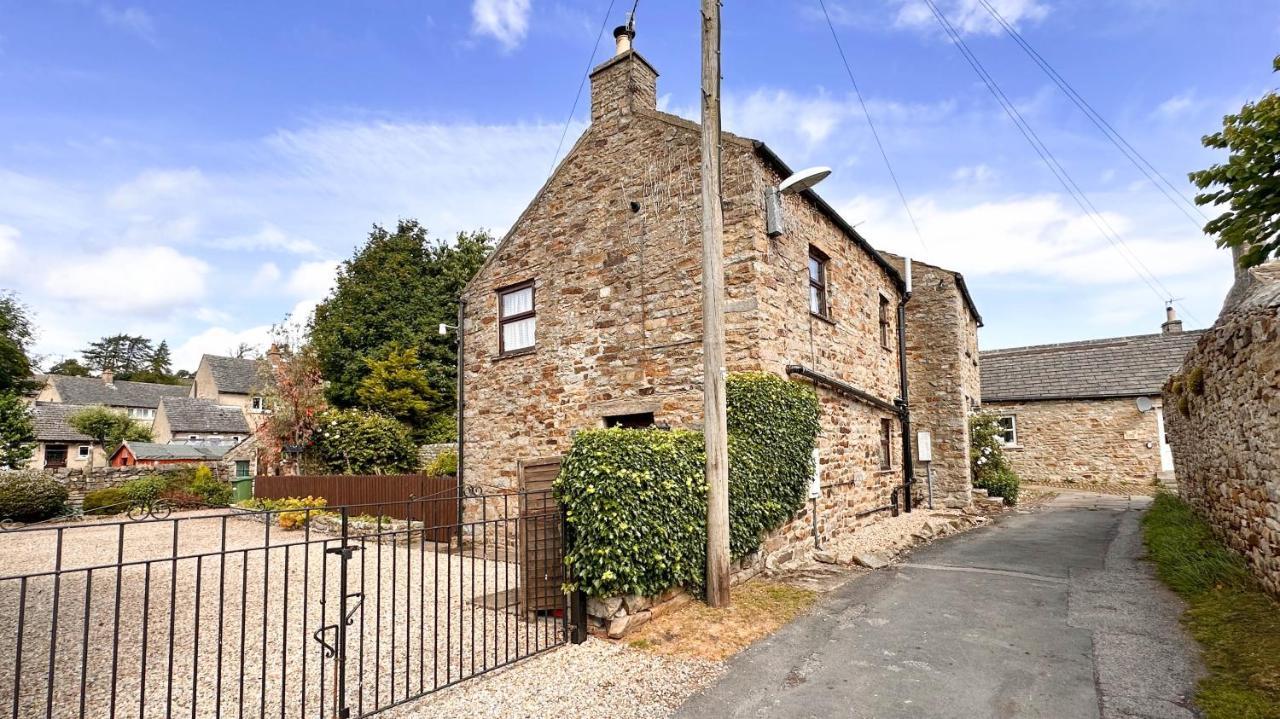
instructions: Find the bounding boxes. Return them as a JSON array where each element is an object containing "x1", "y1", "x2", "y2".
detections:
[
  {"x1": 455, "y1": 298, "x2": 467, "y2": 547},
  {"x1": 896, "y1": 270, "x2": 915, "y2": 513}
]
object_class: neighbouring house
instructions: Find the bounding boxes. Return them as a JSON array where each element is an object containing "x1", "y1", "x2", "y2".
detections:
[
  {"x1": 153, "y1": 397, "x2": 251, "y2": 446},
  {"x1": 220, "y1": 435, "x2": 260, "y2": 488},
  {"x1": 29, "y1": 402, "x2": 106, "y2": 470},
  {"x1": 980, "y1": 309, "x2": 1203, "y2": 486},
  {"x1": 190, "y1": 354, "x2": 269, "y2": 427},
  {"x1": 459, "y1": 31, "x2": 978, "y2": 570},
  {"x1": 35, "y1": 370, "x2": 189, "y2": 425},
  {"x1": 109, "y1": 440, "x2": 230, "y2": 467}
]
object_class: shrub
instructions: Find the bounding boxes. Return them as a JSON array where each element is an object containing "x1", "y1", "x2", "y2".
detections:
[
  {"x1": 121, "y1": 475, "x2": 169, "y2": 504},
  {"x1": 969, "y1": 413, "x2": 1020, "y2": 505},
  {"x1": 420, "y1": 413, "x2": 458, "y2": 443},
  {"x1": 187, "y1": 466, "x2": 232, "y2": 506},
  {"x1": 425, "y1": 449, "x2": 457, "y2": 477},
  {"x1": 556, "y1": 372, "x2": 819, "y2": 598},
  {"x1": 310, "y1": 409, "x2": 418, "y2": 475},
  {"x1": 235, "y1": 495, "x2": 328, "y2": 530},
  {"x1": 83, "y1": 487, "x2": 129, "y2": 515},
  {"x1": 1188, "y1": 366, "x2": 1206, "y2": 396},
  {"x1": 0, "y1": 471, "x2": 69, "y2": 522}
]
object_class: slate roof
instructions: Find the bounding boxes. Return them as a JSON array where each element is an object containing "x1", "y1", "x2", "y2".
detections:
[
  {"x1": 201, "y1": 355, "x2": 263, "y2": 395},
  {"x1": 31, "y1": 402, "x2": 94, "y2": 442},
  {"x1": 981, "y1": 330, "x2": 1205, "y2": 402},
  {"x1": 159, "y1": 398, "x2": 251, "y2": 434},
  {"x1": 116, "y1": 442, "x2": 230, "y2": 461},
  {"x1": 48, "y1": 375, "x2": 189, "y2": 409}
]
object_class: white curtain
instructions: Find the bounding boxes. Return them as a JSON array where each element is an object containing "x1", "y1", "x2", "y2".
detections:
[{"x1": 503, "y1": 317, "x2": 536, "y2": 350}]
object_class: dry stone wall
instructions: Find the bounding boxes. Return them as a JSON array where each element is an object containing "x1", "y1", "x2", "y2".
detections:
[{"x1": 1164, "y1": 263, "x2": 1280, "y2": 596}]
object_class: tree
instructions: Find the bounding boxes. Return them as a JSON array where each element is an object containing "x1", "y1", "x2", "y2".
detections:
[
  {"x1": 67, "y1": 406, "x2": 153, "y2": 467},
  {"x1": 0, "y1": 392, "x2": 35, "y2": 469},
  {"x1": 47, "y1": 358, "x2": 91, "y2": 377},
  {"x1": 310, "y1": 221, "x2": 493, "y2": 413},
  {"x1": 356, "y1": 345, "x2": 441, "y2": 440},
  {"x1": 1189, "y1": 55, "x2": 1280, "y2": 269},
  {"x1": 81, "y1": 334, "x2": 155, "y2": 374},
  {"x1": 149, "y1": 341, "x2": 172, "y2": 375},
  {"x1": 255, "y1": 332, "x2": 328, "y2": 475},
  {"x1": 309, "y1": 408, "x2": 418, "y2": 475},
  {"x1": 0, "y1": 292, "x2": 37, "y2": 394}
]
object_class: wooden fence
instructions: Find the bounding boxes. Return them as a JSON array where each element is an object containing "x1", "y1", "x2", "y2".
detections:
[{"x1": 253, "y1": 474, "x2": 458, "y2": 542}]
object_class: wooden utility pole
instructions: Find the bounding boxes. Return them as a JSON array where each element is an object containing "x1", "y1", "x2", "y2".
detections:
[{"x1": 700, "y1": 0, "x2": 731, "y2": 608}]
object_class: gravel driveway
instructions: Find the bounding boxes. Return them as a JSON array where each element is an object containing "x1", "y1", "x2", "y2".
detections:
[{"x1": 0, "y1": 509, "x2": 563, "y2": 719}]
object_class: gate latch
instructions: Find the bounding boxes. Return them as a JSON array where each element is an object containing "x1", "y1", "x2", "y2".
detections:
[{"x1": 325, "y1": 544, "x2": 361, "y2": 560}]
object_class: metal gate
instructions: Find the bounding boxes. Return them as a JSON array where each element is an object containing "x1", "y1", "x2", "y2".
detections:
[{"x1": 0, "y1": 489, "x2": 584, "y2": 718}]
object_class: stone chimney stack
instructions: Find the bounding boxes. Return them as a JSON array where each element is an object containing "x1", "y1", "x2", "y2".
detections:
[
  {"x1": 101, "y1": 368, "x2": 114, "y2": 385},
  {"x1": 1162, "y1": 305, "x2": 1183, "y2": 335},
  {"x1": 589, "y1": 26, "x2": 658, "y2": 123}
]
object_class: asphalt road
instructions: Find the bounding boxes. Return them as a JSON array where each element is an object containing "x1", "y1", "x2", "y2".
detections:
[{"x1": 677, "y1": 493, "x2": 1203, "y2": 719}]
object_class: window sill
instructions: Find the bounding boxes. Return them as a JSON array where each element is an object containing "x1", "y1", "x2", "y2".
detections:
[
  {"x1": 876, "y1": 468, "x2": 895, "y2": 475},
  {"x1": 492, "y1": 347, "x2": 537, "y2": 362},
  {"x1": 810, "y1": 312, "x2": 836, "y2": 326}
]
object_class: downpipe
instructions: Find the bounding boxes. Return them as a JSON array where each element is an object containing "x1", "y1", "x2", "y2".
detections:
[{"x1": 896, "y1": 264, "x2": 915, "y2": 513}]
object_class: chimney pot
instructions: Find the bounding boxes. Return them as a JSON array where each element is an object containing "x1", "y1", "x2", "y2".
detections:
[
  {"x1": 613, "y1": 25, "x2": 635, "y2": 55},
  {"x1": 101, "y1": 369, "x2": 114, "y2": 385},
  {"x1": 1161, "y1": 306, "x2": 1183, "y2": 335}
]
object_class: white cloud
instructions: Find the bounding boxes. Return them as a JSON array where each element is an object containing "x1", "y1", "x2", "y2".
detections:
[
  {"x1": 951, "y1": 164, "x2": 996, "y2": 183},
  {"x1": 213, "y1": 224, "x2": 320, "y2": 255},
  {"x1": 97, "y1": 5, "x2": 156, "y2": 43},
  {"x1": 471, "y1": 0, "x2": 532, "y2": 51},
  {"x1": 171, "y1": 325, "x2": 274, "y2": 372},
  {"x1": 43, "y1": 246, "x2": 209, "y2": 314},
  {"x1": 0, "y1": 225, "x2": 19, "y2": 276},
  {"x1": 108, "y1": 168, "x2": 208, "y2": 211},
  {"x1": 895, "y1": 0, "x2": 1050, "y2": 36},
  {"x1": 1154, "y1": 92, "x2": 1196, "y2": 120},
  {"x1": 285, "y1": 259, "x2": 339, "y2": 302},
  {"x1": 250, "y1": 262, "x2": 282, "y2": 292}
]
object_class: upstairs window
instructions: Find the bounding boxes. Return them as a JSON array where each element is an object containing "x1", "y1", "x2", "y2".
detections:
[
  {"x1": 808, "y1": 247, "x2": 829, "y2": 318},
  {"x1": 879, "y1": 418, "x2": 893, "y2": 470},
  {"x1": 499, "y1": 281, "x2": 537, "y2": 354},
  {"x1": 879, "y1": 295, "x2": 892, "y2": 349},
  {"x1": 251, "y1": 396, "x2": 265, "y2": 412},
  {"x1": 996, "y1": 415, "x2": 1017, "y2": 446}
]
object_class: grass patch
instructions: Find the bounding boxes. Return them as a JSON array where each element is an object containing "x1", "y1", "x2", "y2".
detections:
[
  {"x1": 1143, "y1": 493, "x2": 1280, "y2": 718},
  {"x1": 624, "y1": 580, "x2": 817, "y2": 662}
]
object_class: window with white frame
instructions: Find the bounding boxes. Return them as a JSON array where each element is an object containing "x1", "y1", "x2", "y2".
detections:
[
  {"x1": 77, "y1": 445, "x2": 90, "y2": 459},
  {"x1": 127, "y1": 407, "x2": 155, "y2": 420},
  {"x1": 251, "y1": 396, "x2": 265, "y2": 412},
  {"x1": 498, "y1": 281, "x2": 536, "y2": 354},
  {"x1": 996, "y1": 415, "x2": 1017, "y2": 446}
]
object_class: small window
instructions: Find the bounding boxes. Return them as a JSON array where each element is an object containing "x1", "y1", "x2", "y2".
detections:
[
  {"x1": 996, "y1": 416, "x2": 1017, "y2": 446},
  {"x1": 603, "y1": 412, "x2": 655, "y2": 429},
  {"x1": 188, "y1": 435, "x2": 200, "y2": 443},
  {"x1": 808, "y1": 247, "x2": 829, "y2": 318},
  {"x1": 235, "y1": 460, "x2": 251, "y2": 479},
  {"x1": 879, "y1": 418, "x2": 893, "y2": 470},
  {"x1": 77, "y1": 445, "x2": 90, "y2": 459},
  {"x1": 499, "y1": 282, "x2": 536, "y2": 354},
  {"x1": 251, "y1": 396, "x2": 265, "y2": 412},
  {"x1": 45, "y1": 444, "x2": 67, "y2": 468},
  {"x1": 879, "y1": 295, "x2": 892, "y2": 349}
]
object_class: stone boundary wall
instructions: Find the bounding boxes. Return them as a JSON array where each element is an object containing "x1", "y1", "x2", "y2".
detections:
[
  {"x1": 1164, "y1": 265, "x2": 1280, "y2": 597},
  {"x1": 417, "y1": 442, "x2": 454, "y2": 470},
  {"x1": 44, "y1": 464, "x2": 227, "y2": 501}
]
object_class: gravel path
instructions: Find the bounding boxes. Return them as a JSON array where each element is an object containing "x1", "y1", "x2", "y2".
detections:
[{"x1": 0, "y1": 510, "x2": 564, "y2": 718}]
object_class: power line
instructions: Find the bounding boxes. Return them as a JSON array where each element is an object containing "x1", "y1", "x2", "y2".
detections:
[
  {"x1": 547, "y1": 0, "x2": 619, "y2": 177},
  {"x1": 817, "y1": 0, "x2": 928, "y2": 253},
  {"x1": 920, "y1": 0, "x2": 1203, "y2": 326},
  {"x1": 974, "y1": 0, "x2": 1209, "y2": 231}
]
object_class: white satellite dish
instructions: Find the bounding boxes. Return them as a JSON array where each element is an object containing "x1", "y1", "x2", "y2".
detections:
[
  {"x1": 778, "y1": 166, "x2": 832, "y2": 195},
  {"x1": 1135, "y1": 396, "x2": 1154, "y2": 413}
]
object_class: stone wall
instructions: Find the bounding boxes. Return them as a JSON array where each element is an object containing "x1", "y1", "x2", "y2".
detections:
[
  {"x1": 983, "y1": 397, "x2": 1165, "y2": 485},
  {"x1": 1164, "y1": 262, "x2": 1280, "y2": 596},
  {"x1": 417, "y1": 442, "x2": 454, "y2": 470},
  {"x1": 45, "y1": 464, "x2": 227, "y2": 501}
]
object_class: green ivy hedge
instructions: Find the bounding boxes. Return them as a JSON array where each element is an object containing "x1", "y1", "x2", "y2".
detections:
[{"x1": 555, "y1": 372, "x2": 819, "y2": 598}]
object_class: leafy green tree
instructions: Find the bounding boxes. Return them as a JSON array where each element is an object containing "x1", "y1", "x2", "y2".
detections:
[
  {"x1": 310, "y1": 220, "x2": 493, "y2": 412},
  {"x1": 67, "y1": 406, "x2": 153, "y2": 467},
  {"x1": 0, "y1": 392, "x2": 35, "y2": 469},
  {"x1": 47, "y1": 358, "x2": 92, "y2": 377},
  {"x1": 81, "y1": 334, "x2": 155, "y2": 373},
  {"x1": 0, "y1": 291, "x2": 37, "y2": 394},
  {"x1": 1189, "y1": 55, "x2": 1280, "y2": 269},
  {"x1": 309, "y1": 408, "x2": 417, "y2": 475},
  {"x1": 149, "y1": 341, "x2": 172, "y2": 374},
  {"x1": 356, "y1": 345, "x2": 441, "y2": 440}
]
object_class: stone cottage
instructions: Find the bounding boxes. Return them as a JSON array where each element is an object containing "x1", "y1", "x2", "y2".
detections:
[
  {"x1": 459, "y1": 31, "x2": 979, "y2": 568},
  {"x1": 152, "y1": 397, "x2": 251, "y2": 447},
  {"x1": 190, "y1": 354, "x2": 269, "y2": 428},
  {"x1": 28, "y1": 402, "x2": 105, "y2": 470},
  {"x1": 980, "y1": 310, "x2": 1203, "y2": 486},
  {"x1": 35, "y1": 371, "x2": 189, "y2": 426}
]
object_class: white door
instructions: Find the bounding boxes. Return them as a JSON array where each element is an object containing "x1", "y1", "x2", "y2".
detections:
[{"x1": 1156, "y1": 408, "x2": 1174, "y2": 472}]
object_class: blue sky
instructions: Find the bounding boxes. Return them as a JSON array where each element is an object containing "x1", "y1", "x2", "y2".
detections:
[{"x1": 0, "y1": 0, "x2": 1276, "y2": 370}]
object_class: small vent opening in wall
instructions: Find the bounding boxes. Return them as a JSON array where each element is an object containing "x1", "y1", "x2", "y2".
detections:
[{"x1": 603, "y1": 412, "x2": 655, "y2": 429}]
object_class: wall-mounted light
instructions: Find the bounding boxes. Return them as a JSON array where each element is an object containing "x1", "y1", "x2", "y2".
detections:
[{"x1": 766, "y1": 166, "x2": 832, "y2": 238}]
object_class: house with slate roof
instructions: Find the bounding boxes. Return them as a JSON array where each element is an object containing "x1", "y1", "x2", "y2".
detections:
[
  {"x1": 153, "y1": 397, "x2": 251, "y2": 447},
  {"x1": 35, "y1": 371, "x2": 189, "y2": 425},
  {"x1": 28, "y1": 402, "x2": 106, "y2": 470},
  {"x1": 109, "y1": 441, "x2": 231, "y2": 467},
  {"x1": 190, "y1": 354, "x2": 269, "y2": 427},
  {"x1": 980, "y1": 308, "x2": 1203, "y2": 486}
]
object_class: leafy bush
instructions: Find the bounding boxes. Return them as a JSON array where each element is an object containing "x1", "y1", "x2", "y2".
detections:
[
  {"x1": 83, "y1": 487, "x2": 129, "y2": 515},
  {"x1": 0, "y1": 471, "x2": 68, "y2": 522},
  {"x1": 1188, "y1": 366, "x2": 1206, "y2": 396},
  {"x1": 420, "y1": 413, "x2": 458, "y2": 443},
  {"x1": 310, "y1": 409, "x2": 418, "y2": 475},
  {"x1": 556, "y1": 372, "x2": 819, "y2": 598},
  {"x1": 424, "y1": 449, "x2": 457, "y2": 477},
  {"x1": 234, "y1": 496, "x2": 329, "y2": 530},
  {"x1": 187, "y1": 466, "x2": 232, "y2": 506},
  {"x1": 969, "y1": 413, "x2": 1020, "y2": 505},
  {"x1": 121, "y1": 475, "x2": 169, "y2": 504}
]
